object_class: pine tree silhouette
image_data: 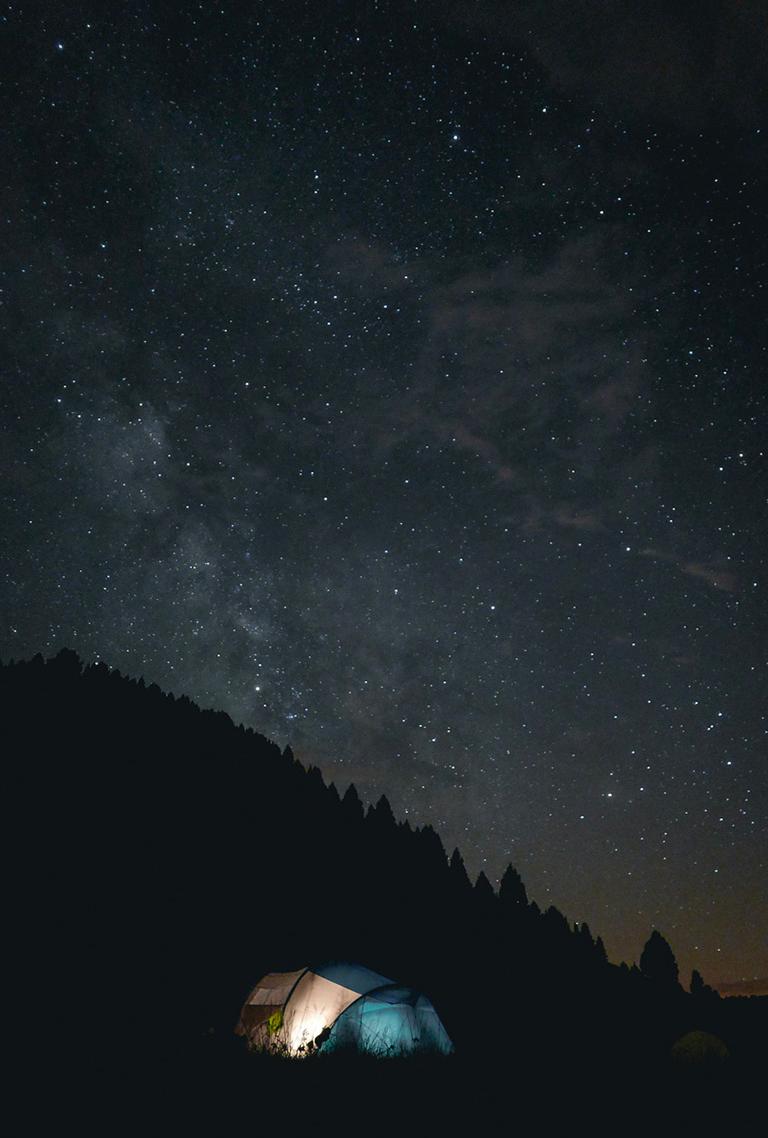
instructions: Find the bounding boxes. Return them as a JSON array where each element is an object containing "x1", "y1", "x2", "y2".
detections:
[
  {"x1": 499, "y1": 863, "x2": 528, "y2": 907},
  {"x1": 639, "y1": 929, "x2": 679, "y2": 986},
  {"x1": 690, "y1": 968, "x2": 719, "y2": 1000},
  {"x1": 449, "y1": 848, "x2": 471, "y2": 890},
  {"x1": 474, "y1": 870, "x2": 495, "y2": 901}
]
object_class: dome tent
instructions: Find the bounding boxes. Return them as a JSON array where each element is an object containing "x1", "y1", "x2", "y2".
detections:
[
  {"x1": 670, "y1": 1030, "x2": 730, "y2": 1067},
  {"x1": 236, "y1": 961, "x2": 453, "y2": 1057}
]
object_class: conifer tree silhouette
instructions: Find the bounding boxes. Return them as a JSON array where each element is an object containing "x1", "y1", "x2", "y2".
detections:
[
  {"x1": 340, "y1": 783, "x2": 364, "y2": 823},
  {"x1": 474, "y1": 870, "x2": 495, "y2": 901},
  {"x1": 690, "y1": 968, "x2": 718, "y2": 1000},
  {"x1": 499, "y1": 863, "x2": 528, "y2": 907},
  {"x1": 449, "y1": 848, "x2": 471, "y2": 890},
  {"x1": 640, "y1": 929, "x2": 679, "y2": 986}
]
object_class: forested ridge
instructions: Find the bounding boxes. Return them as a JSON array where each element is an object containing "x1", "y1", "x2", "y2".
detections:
[{"x1": 3, "y1": 649, "x2": 764, "y2": 1107}]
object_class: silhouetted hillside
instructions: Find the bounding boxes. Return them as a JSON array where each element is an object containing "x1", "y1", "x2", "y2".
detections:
[{"x1": 2, "y1": 650, "x2": 764, "y2": 1121}]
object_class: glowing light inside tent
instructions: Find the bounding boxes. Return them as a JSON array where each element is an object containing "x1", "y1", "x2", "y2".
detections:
[
  {"x1": 284, "y1": 1010, "x2": 331, "y2": 1054},
  {"x1": 280, "y1": 971, "x2": 361, "y2": 1055}
]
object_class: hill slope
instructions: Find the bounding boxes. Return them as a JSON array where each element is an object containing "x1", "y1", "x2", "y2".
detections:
[{"x1": 2, "y1": 649, "x2": 764, "y2": 1111}]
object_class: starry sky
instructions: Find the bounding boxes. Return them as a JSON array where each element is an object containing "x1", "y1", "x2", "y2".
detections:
[{"x1": 2, "y1": 2, "x2": 766, "y2": 990}]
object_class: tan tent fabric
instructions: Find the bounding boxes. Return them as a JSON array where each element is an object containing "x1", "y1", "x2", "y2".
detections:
[
  {"x1": 281, "y1": 971, "x2": 360, "y2": 1053},
  {"x1": 245, "y1": 969, "x2": 306, "y2": 1007},
  {"x1": 236, "y1": 969, "x2": 306, "y2": 1043}
]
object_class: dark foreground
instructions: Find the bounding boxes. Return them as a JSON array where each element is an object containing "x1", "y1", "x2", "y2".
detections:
[{"x1": 25, "y1": 1035, "x2": 763, "y2": 1136}]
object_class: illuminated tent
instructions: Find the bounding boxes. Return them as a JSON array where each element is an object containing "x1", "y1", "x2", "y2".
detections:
[{"x1": 236, "y1": 962, "x2": 453, "y2": 1057}]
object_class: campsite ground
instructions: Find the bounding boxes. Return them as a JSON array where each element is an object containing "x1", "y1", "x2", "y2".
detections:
[
  {"x1": 134, "y1": 1036, "x2": 761, "y2": 1134},
  {"x1": 23, "y1": 1028, "x2": 761, "y2": 1134}
]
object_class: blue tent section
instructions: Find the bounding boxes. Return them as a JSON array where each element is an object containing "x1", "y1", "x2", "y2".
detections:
[
  {"x1": 319, "y1": 982, "x2": 454, "y2": 1057},
  {"x1": 312, "y1": 961, "x2": 392, "y2": 995}
]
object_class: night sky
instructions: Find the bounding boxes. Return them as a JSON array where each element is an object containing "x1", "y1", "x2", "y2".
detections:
[{"x1": 3, "y1": 2, "x2": 766, "y2": 990}]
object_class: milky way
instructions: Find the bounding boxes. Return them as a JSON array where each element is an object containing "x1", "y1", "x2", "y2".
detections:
[{"x1": 2, "y1": 2, "x2": 766, "y2": 988}]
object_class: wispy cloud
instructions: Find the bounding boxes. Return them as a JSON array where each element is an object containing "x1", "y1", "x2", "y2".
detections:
[
  {"x1": 325, "y1": 237, "x2": 417, "y2": 294},
  {"x1": 367, "y1": 230, "x2": 655, "y2": 509},
  {"x1": 641, "y1": 548, "x2": 738, "y2": 593}
]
